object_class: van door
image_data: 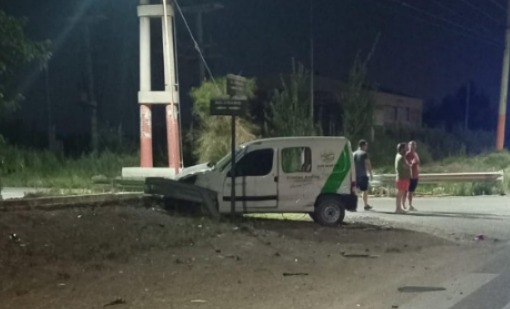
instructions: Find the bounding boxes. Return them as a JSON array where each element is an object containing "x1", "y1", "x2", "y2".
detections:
[
  {"x1": 277, "y1": 146, "x2": 317, "y2": 211},
  {"x1": 222, "y1": 148, "x2": 278, "y2": 211}
]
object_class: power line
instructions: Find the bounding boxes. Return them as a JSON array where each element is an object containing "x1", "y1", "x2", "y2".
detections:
[
  {"x1": 459, "y1": 0, "x2": 504, "y2": 25},
  {"x1": 173, "y1": 0, "x2": 220, "y2": 91},
  {"x1": 387, "y1": 0, "x2": 501, "y2": 46},
  {"x1": 395, "y1": 0, "x2": 499, "y2": 38},
  {"x1": 430, "y1": 0, "x2": 475, "y2": 25},
  {"x1": 489, "y1": 0, "x2": 506, "y2": 11},
  {"x1": 367, "y1": 0, "x2": 501, "y2": 48},
  {"x1": 411, "y1": 16, "x2": 500, "y2": 48},
  {"x1": 172, "y1": 3, "x2": 184, "y2": 168},
  {"x1": 367, "y1": 0, "x2": 500, "y2": 47},
  {"x1": 429, "y1": 0, "x2": 495, "y2": 35}
]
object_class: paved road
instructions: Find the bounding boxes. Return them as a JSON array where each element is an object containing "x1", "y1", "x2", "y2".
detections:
[
  {"x1": 352, "y1": 195, "x2": 510, "y2": 240},
  {"x1": 352, "y1": 196, "x2": 510, "y2": 309},
  {"x1": 392, "y1": 244, "x2": 510, "y2": 309}
]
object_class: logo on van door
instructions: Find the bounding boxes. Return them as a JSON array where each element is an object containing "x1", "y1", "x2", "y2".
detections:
[{"x1": 320, "y1": 151, "x2": 335, "y2": 164}]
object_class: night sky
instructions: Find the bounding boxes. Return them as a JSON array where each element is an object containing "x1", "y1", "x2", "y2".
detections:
[{"x1": 1, "y1": 0, "x2": 507, "y2": 145}]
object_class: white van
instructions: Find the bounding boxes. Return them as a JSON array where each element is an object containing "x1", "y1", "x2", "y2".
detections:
[{"x1": 146, "y1": 136, "x2": 358, "y2": 226}]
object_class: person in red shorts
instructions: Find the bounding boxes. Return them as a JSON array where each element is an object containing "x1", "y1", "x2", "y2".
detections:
[
  {"x1": 395, "y1": 143, "x2": 412, "y2": 214},
  {"x1": 404, "y1": 141, "x2": 419, "y2": 211}
]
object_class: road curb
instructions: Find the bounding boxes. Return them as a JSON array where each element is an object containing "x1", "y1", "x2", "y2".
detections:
[{"x1": 0, "y1": 192, "x2": 146, "y2": 211}]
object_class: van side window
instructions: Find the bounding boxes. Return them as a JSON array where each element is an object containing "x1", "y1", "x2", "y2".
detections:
[
  {"x1": 232, "y1": 149, "x2": 274, "y2": 177},
  {"x1": 282, "y1": 147, "x2": 312, "y2": 173}
]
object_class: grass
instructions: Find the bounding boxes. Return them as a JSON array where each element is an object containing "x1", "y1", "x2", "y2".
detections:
[
  {"x1": 2, "y1": 142, "x2": 510, "y2": 197},
  {"x1": 418, "y1": 151, "x2": 510, "y2": 196},
  {"x1": 0, "y1": 145, "x2": 137, "y2": 190},
  {"x1": 374, "y1": 151, "x2": 510, "y2": 196}
]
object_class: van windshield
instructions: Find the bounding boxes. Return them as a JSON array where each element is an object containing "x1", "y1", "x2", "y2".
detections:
[{"x1": 211, "y1": 148, "x2": 242, "y2": 171}]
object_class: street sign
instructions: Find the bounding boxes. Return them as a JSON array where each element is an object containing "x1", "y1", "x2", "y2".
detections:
[
  {"x1": 226, "y1": 74, "x2": 247, "y2": 97},
  {"x1": 212, "y1": 73, "x2": 249, "y2": 216},
  {"x1": 210, "y1": 99, "x2": 247, "y2": 116}
]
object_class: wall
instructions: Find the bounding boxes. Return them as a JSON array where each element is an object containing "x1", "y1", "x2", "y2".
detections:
[{"x1": 372, "y1": 91, "x2": 423, "y2": 129}]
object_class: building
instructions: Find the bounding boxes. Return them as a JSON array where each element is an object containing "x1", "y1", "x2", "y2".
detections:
[
  {"x1": 257, "y1": 75, "x2": 423, "y2": 135},
  {"x1": 372, "y1": 89, "x2": 423, "y2": 129}
]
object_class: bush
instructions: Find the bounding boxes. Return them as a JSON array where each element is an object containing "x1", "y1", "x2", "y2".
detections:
[
  {"x1": 194, "y1": 116, "x2": 257, "y2": 164},
  {"x1": 0, "y1": 143, "x2": 137, "y2": 188},
  {"x1": 418, "y1": 150, "x2": 510, "y2": 195},
  {"x1": 190, "y1": 77, "x2": 259, "y2": 164},
  {"x1": 370, "y1": 126, "x2": 494, "y2": 168},
  {"x1": 481, "y1": 152, "x2": 510, "y2": 170}
]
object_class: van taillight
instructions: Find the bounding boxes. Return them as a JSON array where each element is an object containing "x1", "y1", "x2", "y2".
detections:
[{"x1": 351, "y1": 181, "x2": 356, "y2": 194}]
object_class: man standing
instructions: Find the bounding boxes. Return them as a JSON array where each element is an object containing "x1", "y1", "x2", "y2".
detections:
[
  {"x1": 395, "y1": 142, "x2": 411, "y2": 214},
  {"x1": 404, "y1": 141, "x2": 419, "y2": 211},
  {"x1": 353, "y1": 139, "x2": 374, "y2": 211}
]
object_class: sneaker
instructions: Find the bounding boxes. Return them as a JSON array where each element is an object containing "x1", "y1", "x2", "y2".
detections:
[
  {"x1": 364, "y1": 205, "x2": 373, "y2": 211},
  {"x1": 409, "y1": 206, "x2": 418, "y2": 211}
]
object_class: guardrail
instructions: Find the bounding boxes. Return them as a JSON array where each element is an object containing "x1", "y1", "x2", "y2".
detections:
[
  {"x1": 145, "y1": 177, "x2": 220, "y2": 219},
  {"x1": 372, "y1": 170, "x2": 505, "y2": 186}
]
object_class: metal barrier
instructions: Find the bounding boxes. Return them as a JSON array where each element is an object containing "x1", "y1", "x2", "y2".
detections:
[
  {"x1": 145, "y1": 177, "x2": 220, "y2": 219},
  {"x1": 372, "y1": 170, "x2": 505, "y2": 186}
]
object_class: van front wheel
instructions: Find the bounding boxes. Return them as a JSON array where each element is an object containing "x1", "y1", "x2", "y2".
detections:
[{"x1": 314, "y1": 197, "x2": 345, "y2": 227}]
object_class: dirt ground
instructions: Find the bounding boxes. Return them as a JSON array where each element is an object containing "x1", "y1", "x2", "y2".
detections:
[{"x1": 0, "y1": 203, "x2": 496, "y2": 309}]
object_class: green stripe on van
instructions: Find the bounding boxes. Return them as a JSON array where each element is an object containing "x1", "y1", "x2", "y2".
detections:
[{"x1": 321, "y1": 144, "x2": 351, "y2": 194}]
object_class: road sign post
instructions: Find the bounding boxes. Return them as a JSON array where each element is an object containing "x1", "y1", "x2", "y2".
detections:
[
  {"x1": 230, "y1": 114, "x2": 236, "y2": 215},
  {"x1": 226, "y1": 74, "x2": 247, "y2": 98},
  {"x1": 210, "y1": 74, "x2": 248, "y2": 215},
  {"x1": 210, "y1": 99, "x2": 247, "y2": 116}
]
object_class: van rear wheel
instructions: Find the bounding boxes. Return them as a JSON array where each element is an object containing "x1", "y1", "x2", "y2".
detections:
[
  {"x1": 308, "y1": 212, "x2": 318, "y2": 223},
  {"x1": 314, "y1": 197, "x2": 345, "y2": 227}
]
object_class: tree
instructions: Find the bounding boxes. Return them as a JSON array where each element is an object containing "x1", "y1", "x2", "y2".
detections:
[
  {"x1": 267, "y1": 61, "x2": 319, "y2": 137},
  {"x1": 424, "y1": 82, "x2": 496, "y2": 132},
  {"x1": 341, "y1": 34, "x2": 379, "y2": 144},
  {"x1": 190, "y1": 77, "x2": 259, "y2": 164},
  {"x1": 0, "y1": 10, "x2": 50, "y2": 115},
  {"x1": 341, "y1": 53, "x2": 376, "y2": 144}
]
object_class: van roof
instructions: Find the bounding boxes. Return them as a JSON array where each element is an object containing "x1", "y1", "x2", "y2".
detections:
[{"x1": 241, "y1": 136, "x2": 349, "y2": 147}]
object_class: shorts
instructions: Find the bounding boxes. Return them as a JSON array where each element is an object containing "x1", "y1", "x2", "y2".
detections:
[
  {"x1": 395, "y1": 179, "x2": 410, "y2": 192},
  {"x1": 409, "y1": 179, "x2": 419, "y2": 192},
  {"x1": 356, "y1": 176, "x2": 369, "y2": 191}
]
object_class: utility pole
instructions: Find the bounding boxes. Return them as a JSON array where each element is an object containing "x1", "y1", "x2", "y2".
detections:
[
  {"x1": 84, "y1": 21, "x2": 99, "y2": 154},
  {"x1": 71, "y1": 14, "x2": 105, "y2": 154},
  {"x1": 309, "y1": 0, "x2": 315, "y2": 126},
  {"x1": 465, "y1": 81, "x2": 470, "y2": 131},
  {"x1": 496, "y1": 0, "x2": 510, "y2": 151},
  {"x1": 44, "y1": 63, "x2": 53, "y2": 149}
]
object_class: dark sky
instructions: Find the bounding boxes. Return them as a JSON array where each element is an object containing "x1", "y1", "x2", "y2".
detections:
[
  {"x1": 209, "y1": 0, "x2": 505, "y2": 102},
  {"x1": 1, "y1": 0, "x2": 508, "y2": 142}
]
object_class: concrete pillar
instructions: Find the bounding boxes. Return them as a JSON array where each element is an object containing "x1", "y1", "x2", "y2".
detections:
[
  {"x1": 162, "y1": 3, "x2": 181, "y2": 172},
  {"x1": 139, "y1": 0, "x2": 153, "y2": 167},
  {"x1": 166, "y1": 104, "x2": 181, "y2": 172}
]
